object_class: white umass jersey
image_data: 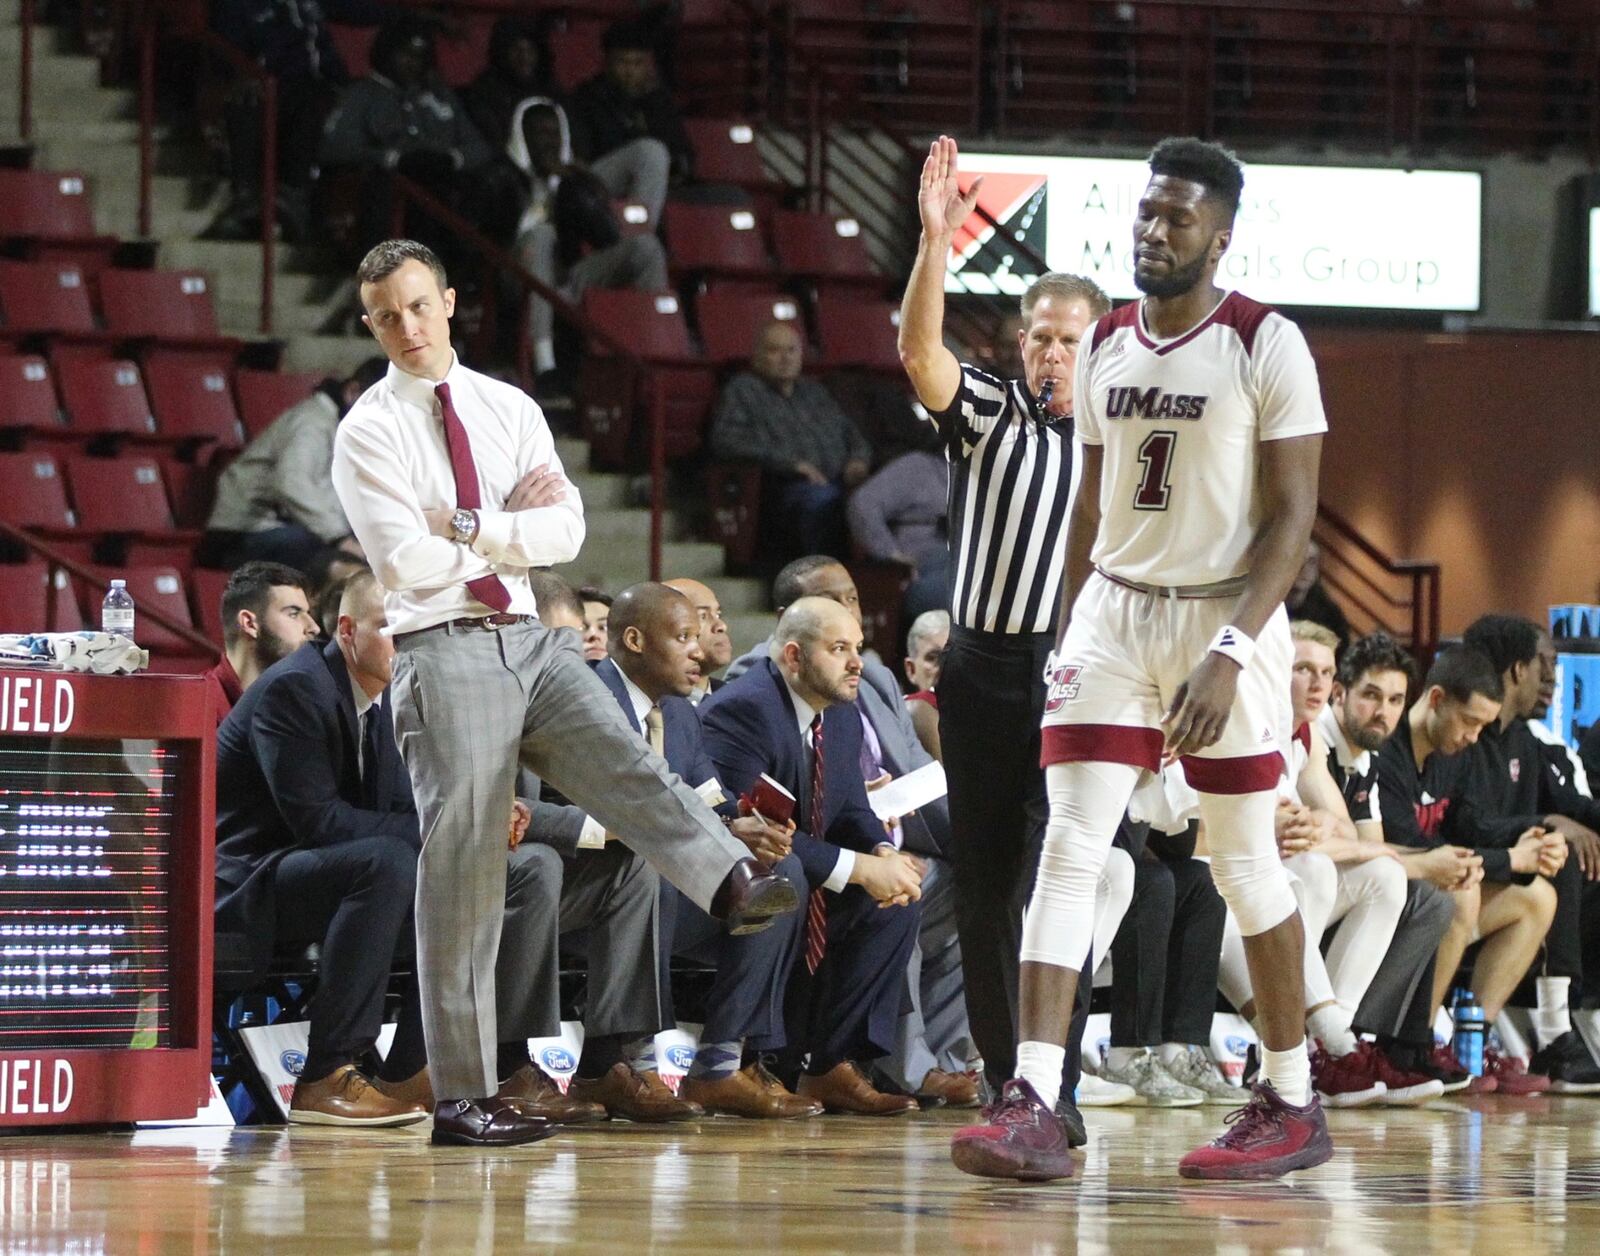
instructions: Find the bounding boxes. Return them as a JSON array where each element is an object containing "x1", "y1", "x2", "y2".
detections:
[{"x1": 1073, "y1": 291, "x2": 1327, "y2": 588}]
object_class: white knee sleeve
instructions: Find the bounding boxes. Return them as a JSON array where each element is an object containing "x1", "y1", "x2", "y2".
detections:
[
  {"x1": 1199, "y1": 790, "x2": 1298, "y2": 937},
  {"x1": 1019, "y1": 761, "x2": 1140, "y2": 971},
  {"x1": 1091, "y1": 846, "x2": 1136, "y2": 974},
  {"x1": 1283, "y1": 851, "x2": 1338, "y2": 939}
]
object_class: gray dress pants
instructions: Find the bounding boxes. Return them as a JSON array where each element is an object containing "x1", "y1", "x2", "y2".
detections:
[{"x1": 391, "y1": 618, "x2": 748, "y2": 1098}]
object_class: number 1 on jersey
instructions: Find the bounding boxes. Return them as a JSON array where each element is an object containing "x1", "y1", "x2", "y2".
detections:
[{"x1": 1134, "y1": 430, "x2": 1176, "y2": 511}]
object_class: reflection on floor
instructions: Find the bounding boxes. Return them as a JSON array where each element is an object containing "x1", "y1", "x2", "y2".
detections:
[{"x1": 5, "y1": 1098, "x2": 1600, "y2": 1254}]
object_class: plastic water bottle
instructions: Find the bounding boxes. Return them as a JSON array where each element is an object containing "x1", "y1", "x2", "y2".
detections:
[
  {"x1": 101, "y1": 579, "x2": 135, "y2": 639},
  {"x1": 1453, "y1": 988, "x2": 1486, "y2": 1077}
]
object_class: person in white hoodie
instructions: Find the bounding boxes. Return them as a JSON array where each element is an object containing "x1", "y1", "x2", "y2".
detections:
[{"x1": 508, "y1": 96, "x2": 668, "y2": 379}]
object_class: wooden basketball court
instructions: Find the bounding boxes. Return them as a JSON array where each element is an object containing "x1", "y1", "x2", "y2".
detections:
[{"x1": 5, "y1": 1097, "x2": 1599, "y2": 1252}]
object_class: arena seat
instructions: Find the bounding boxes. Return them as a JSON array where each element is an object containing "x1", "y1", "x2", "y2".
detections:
[
  {"x1": 0, "y1": 451, "x2": 78, "y2": 538},
  {"x1": 696, "y1": 290, "x2": 804, "y2": 365},
  {"x1": 326, "y1": 24, "x2": 376, "y2": 79},
  {"x1": 143, "y1": 355, "x2": 246, "y2": 454},
  {"x1": 55, "y1": 358, "x2": 158, "y2": 441},
  {"x1": 433, "y1": 14, "x2": 495, "y2": 89},
  {"x1": 234, "y1": 369, "x2": 324, "y2": 440},
  {"x1": 0, "y1": 259, "x2": 100, "y2": 340},
  {"x1": 97, "y1": 269, "x2": 241, "y2": 362},
  {"x1": 0, "y1": 353, "x2": 65, "y2": 442},
  {"x1": 613, "y1": 199, "x2": 654, "y2": 238},
  {"x1": 549, "y1": 18, "x2": 606, "y2": 94},
  {"x1": 582, "y1": 291, "x2": 701, "y2": 365},
  {"x1": 772, "y1": 210, "x2": 880, "y2": 286},
  {"x1": 65, "y1": 455, "x2": 199, "y2": 548},
  {"x1": 814, "y1": 296, "x2": 903, "y2": 372},
  {"x1": 662, "y1": 203, "x2": 774, "y2": 281},
  {"x1": 682, "y1": 119, "x2": 784, "y2": 195},
  {"x1": 162, "y1": 457, "x2": 223, "y2": 531},
  {"x1": 0, "y1": 564, "x2": 89, "y2": 634},
  {"x1": 190, "y1": 565, "x2": 230, "y2": 648},
  {"x1": 0, "y1": 169, "x2": 121, "y2": 275}
]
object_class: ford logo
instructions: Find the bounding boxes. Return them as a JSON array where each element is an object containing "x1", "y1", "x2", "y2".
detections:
[
  {"x1": 540, "y1": 1047, "x2": 576, "y2": 1073},
  {"x1": 665, "y1": 1046, "x2": 695, "y2": 1071},
  {"x1": 1225, "y1": 1036, "x2": 1250, "y2": 1056},
  {"x1": 280, "y1": 1050, "x2": 306, "y2": 1076}
]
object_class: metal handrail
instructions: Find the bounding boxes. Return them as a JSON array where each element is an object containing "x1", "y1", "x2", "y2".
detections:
[
  {"x1": 17, "y1": 0, "x2": 33, "y2": 140},
  {"x1": 1315, "y1": 504, "x2": 1441, "y2": 659},
  {"x1": 0, "y1": 520, "x2": 222, "y2": 659}
]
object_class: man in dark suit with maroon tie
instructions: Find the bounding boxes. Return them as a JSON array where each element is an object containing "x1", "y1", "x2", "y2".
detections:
[{"x1": 700, "y1": 596, "x2": 924, "y2": 1114}]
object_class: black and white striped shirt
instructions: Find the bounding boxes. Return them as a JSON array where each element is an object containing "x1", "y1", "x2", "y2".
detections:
[{"x1": 928, "y1": 363, "x2": 1073, "y2": 635}]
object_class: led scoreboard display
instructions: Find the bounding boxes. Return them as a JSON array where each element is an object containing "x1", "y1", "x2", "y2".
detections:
[{"x1": 0, "y1": 670, "x2": 214, "y2": 1126}]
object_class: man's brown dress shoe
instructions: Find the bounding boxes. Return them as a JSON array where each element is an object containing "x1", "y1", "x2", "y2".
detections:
[
  {"x1": 682, "y1": 1063, "x2": 824, "y2": 1119},
  {"x1": 567, "y1": 1063, "x2": 704, "y2": 1122},
  {"x1": 371, "y1": 1067, "x2": 434, "y2": 1110},
  {"x1": 710, "y1": 858, "x2": 799, "y2": 936},
  {"x1": 918, "y1": 1068, "x2": 981, "y2": 1109},
  {"x1": 430, "y1": 1096, "x2": 560, "y2": 1147},
  {"x1": 288, "y1": 1064, "x2": 428, "y2": 1127},
  {"x1": 797, "y1": 1061, "x2": 919, "y2": 1116},
  {"x1": 496, "y1": 1065, "x2": 608, "y2": 1124}
]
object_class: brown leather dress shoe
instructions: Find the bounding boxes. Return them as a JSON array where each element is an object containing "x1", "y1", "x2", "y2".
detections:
[
  {"x1": 682, "y1": 1063, "x2": 824, "y2": 1119},
  {"x1": 918, "y1": 1068, "x2": 981, "y2": 1109},
  {"x1": 567, "y1": 1063, "x2": 703, "y2": 1122},
  {"x1": 288, "y1": 1064, "x2": 428, "y2": 1127},
  {"x1": 710, "y1": 858, "x2": 799, "y2": 936},
  {"x1": 431, "y1": 1096, "x2": 561, "y2": 1147},
  {"x1": 371, "y1": 1067, "x2": 434, "y2": 1110},
  {"x1": 796, "y1": 1061, "x2": 919, "y2": 1116},
  {"x1": 496, "y1": 1064, "x2": 608, "y2": 1124}
]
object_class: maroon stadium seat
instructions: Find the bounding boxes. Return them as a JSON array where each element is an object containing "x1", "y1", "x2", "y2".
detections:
[
  {"x1": 0, "y1": 564, "x2": 89, "y2": 634},
  {"x1": 696, "y1": 290, "x2": 804, "y2": 365},
  {"x1": 190, "y1": 566, "x2": 231, "y2": 648},
  {"x1": 65, "y1": 454, "x2": 198, "y2": 544},
  {"x1": 0, "y1": 451, "x2": 77, "y2": 537},
  {"x1": 682, "y1": 119, "x2": 782, "y2": 192},
  {"x1": 772, "y1": 210, "x2": 880, "y2": 286},
  {"x1": 143, "y1": 355, "x2": 245, "y2": 453},
  {"x1": 97, "y1": 269, "x2": 240, "y2": 361},
  {"x1": 0, "y1": 353, "x2": 65, "y2": 440},
  {"x1": 582, "y1": 290, "x2": 700, "y2": 365},
  {"x1": 234, "y1": 369, "x2": 324, "y2": 441},
  {"x1": 662, "y1": 203, "x2": 773, "y2": 280},
  {"x1": 549, "y1": 19, "x2": 606, "y2": 94},
  {"x1": 613, "y1": 199, "x2": 654, "y2": 238},
  {"x1": 0, "y1": 260, "x2": 99, "y2": 338},
  {"x1": 814, "y1": 297, "x2": 903, "y2": 371},
  {"x1": 0, "y1": 170, "x2": 120, "y2": 275},
  {"x1": 55, "y1": 358, "x2": 158, "y2": 441},
  {"x1": 162, "y1": 457, "x2": 224, "y2": 530}
]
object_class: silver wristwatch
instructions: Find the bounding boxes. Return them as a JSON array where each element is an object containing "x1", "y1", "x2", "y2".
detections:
[{"x1": 449, "y1": 508, "x2": 477, "y2": 544}]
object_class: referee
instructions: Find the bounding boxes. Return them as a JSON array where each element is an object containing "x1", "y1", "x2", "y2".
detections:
[{"x1": 898, "y1": 136, "x2": 1111, "y2": 1122}]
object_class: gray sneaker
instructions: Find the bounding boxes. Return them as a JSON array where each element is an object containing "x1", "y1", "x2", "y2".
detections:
[
  {"x1": 1099, "y1": 1049, "x2": 1205, "y2": 1107},
  {"x1": 1160, "y1": 1045, "x2": 1243, "y2": 1105}
]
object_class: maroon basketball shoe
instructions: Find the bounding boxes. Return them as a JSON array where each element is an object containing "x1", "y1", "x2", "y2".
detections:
[
  {"x1": 1178, "y1": 1083, "x2": 1333, "y2": 1181},
  {"x1": 1419, "y1": 1044, "x2": 1479, "y2": 1094},
  {"x1": 1366, "y1": 1044, "x2": 1445, "y2": 1106},
  {"x1": 1310, "y1": 1042, "x2": 1386, "y2": 1109},
  {"x1": 1483, "y1": 1047, "x2": 1551, "y2": 1095},
  {"x1": 950, "y1": 1078, "x2": 1074, "y2": 1182}
]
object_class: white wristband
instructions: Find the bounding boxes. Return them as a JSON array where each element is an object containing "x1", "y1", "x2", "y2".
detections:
[{"x1": 1207, "y1": 625, "x2": 1255, "y2": 670}]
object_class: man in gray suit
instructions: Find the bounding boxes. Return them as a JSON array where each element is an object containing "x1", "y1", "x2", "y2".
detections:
[
  {"x1": 332, "y1": 240, "x2": 797, "y2": 1147},
  {"x1": 727, "y1": 554, "x2": 977, "y2": 1106}
]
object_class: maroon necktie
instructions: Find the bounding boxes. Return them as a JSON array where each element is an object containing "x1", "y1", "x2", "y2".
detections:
[
  {"x1": 805, "y1": 713, "x2": 828, "y2": 974},
  {"x1": 435, "y1": 381, "x2": 512, "y2": 613}
]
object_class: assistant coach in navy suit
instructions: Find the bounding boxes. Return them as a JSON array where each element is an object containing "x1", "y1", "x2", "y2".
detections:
[
  {"x1": 701, "y1": 596, "x2": 924, "y2": 1115},
  {"x1": 592, "y1": 583, "x2": 821, "y2": 1119},
  {"x1": 215, "y1": 570, "x2": 427, "y2": 1127}
]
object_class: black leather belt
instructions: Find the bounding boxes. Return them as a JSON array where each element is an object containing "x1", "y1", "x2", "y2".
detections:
[{"x1": 395, "y1": 614, "x2": 534, "y2": 645}]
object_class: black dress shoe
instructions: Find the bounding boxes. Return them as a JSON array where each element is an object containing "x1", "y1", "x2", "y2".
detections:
[
  {"x1": 710, "y1": 858, "x2": 799, "y2": 936},
  {"x1": 431, "y1": 1096, "x2": 561, "y2": 1147}
]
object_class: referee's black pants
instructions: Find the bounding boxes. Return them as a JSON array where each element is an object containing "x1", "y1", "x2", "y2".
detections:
[{"x1": 939, "y1": 624, "x2": 1090, "y2": 1095}]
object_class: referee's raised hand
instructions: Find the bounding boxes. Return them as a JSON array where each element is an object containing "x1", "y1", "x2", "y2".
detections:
[{"x1": 918, "y1": 135, "x2": 984, "y2": 238}]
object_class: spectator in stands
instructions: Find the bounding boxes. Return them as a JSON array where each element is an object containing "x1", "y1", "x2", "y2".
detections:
[
  {"x1": 205, "y1": 560, "x2": 319, "y2": 725},
  {"x1": 207, "y1": 0, "x2": 383, "y2": 241},
  {"x1": 664, "y1": 576, "x2": 733, "y2": 704},
  {"x1": 1457, "y1": 614, "x2": 1600, "y2": 1089},
  {"x1": 579, "y1": 586, "x2": 611, "y2": 661},
  {"x1": 506, "y1": 98, "x2": 668, "y2": 382},
  {"x1": 593, "y1": 583, "x2": 815, "y2": 1119},
  {"x1": 846, "y1": 443, "x2": 949, "y2": 622},
  {"x1": 563, "y1": 20, "x2": 692, "y2": 222},
  {"x1": 1321, "y1": 631, "x2": 1473, "y2": 1093},
  {"x1": 203, "y1": 358, "x2": 388, "y2": 572},
  {"x1": 701, "y1": 597, "x2": 923, "y2": 1115},
  {"x1": 213, "y1": 571, "x2": 430, "y2": 1127},
  {"x1": 462, "y1": 16, "x2": 553, "y2": 155},
  {"x1": 710, "y1": 322, "x2": 872, "y2": 562},
  {"x1": 903, "y1": 608, "x2": 947, "y2": 761},
  {"x1": 1377, "y1": 645, "x2": 1561, "y2": 1089},
  {"x1": 1285, "y1": 541, "x2": 1351, "y2": 653},
  {"x1": 319, "y1": 19, "x2": 513, "y2": 247}
]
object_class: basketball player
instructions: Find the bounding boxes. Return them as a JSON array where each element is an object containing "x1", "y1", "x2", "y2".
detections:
[{"x1": 951, "y1": 138, "x2": 1330, "y2": 1181}]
